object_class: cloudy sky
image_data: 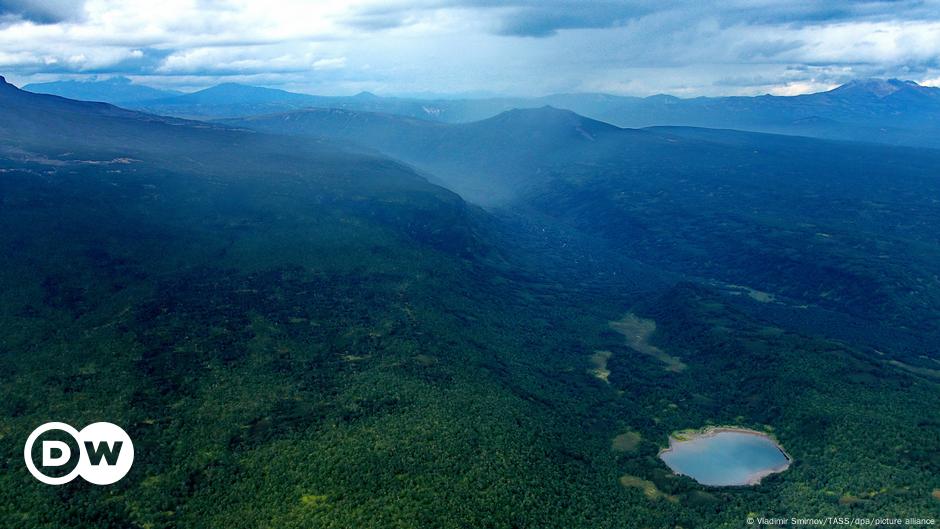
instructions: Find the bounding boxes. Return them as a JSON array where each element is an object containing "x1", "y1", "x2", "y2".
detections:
[{"x1": 1, "y1": 0, "x2": 939, "y2": 97}]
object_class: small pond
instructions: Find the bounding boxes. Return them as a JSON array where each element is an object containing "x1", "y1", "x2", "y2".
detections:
[{"x1": 659, "y1": 428, "x2": 790, "y2": 486}]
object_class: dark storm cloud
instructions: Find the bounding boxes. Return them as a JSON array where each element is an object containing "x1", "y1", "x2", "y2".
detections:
[
  {"x1": 484, "y1": 1, "x2": 657, "y2": 37},
  {"x1": 341, "y1": 0, "x2": 659, "y2": 36},
  {"x1": 396, "y1": 0, "x2": 940, "y2": 37},
  {"x1": 737, "y1": 40, "x2": 807, "y2": 61},
  {"x1": 0, "y1": 0, "x2": 84, "y2": 24}
]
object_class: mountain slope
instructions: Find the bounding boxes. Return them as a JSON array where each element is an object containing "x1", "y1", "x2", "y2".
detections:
[
  {"x1": 3, "y1": 75, "x2": 477, "y2": 249},
  {"x1": 3, "y1": 79, "x2": 597, "y2": 528},
  {"x1": 227, "y1": 105, "x2": 940, "y2": 363}
]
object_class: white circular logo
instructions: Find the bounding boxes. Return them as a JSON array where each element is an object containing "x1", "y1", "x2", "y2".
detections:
[{"x1": 24, "y1": 422, "x2": 134, "y2": 485}]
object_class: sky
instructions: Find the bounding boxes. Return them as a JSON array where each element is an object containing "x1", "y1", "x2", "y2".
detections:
[{"x1": 1, "y1": 0, "x2": 939, "y2": 97}]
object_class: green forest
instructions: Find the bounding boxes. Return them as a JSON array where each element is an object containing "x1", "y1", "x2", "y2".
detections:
[{"x1": 0, "y1": 78, "x2": 937, "y2": 528}]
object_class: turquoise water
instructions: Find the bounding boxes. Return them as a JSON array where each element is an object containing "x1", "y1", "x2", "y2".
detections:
[{"x1": 659, "y1": 430, "x2": 790, "y2": 486}]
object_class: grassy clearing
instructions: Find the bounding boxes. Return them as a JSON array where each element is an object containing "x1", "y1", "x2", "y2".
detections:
[
  {"x1": 609, "y1": 314, "x2": 686, "y2": 372},
  {"x1": 300, "y1": 495, "x2": 329, "y2": 509},
  {"x1": 611, "y1": 431, "x2": 642, "y2": 452},
  {"x1": 619, "y1": 475, "x2": 677, "y2": 503}
]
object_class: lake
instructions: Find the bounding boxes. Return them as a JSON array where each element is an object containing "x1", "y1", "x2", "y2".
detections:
[{"x1": 659, "y1": 428, "x2": 791, "y2": 486}]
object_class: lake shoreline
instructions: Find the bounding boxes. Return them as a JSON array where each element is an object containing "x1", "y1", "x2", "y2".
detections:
[{"x1": 659, "y1": 426, "x2": 792, "y2": 486}]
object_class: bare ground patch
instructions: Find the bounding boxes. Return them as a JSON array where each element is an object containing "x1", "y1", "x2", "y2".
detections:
[
  {"x1": 588, "y1": 350, "x2": 612, "y2": 382},
  {"x1": 726, "y1": 284, "x2": 776, "y2": 303},
  {"x1": 889, "y1": 360, "x2": 940, "y2": 380}
]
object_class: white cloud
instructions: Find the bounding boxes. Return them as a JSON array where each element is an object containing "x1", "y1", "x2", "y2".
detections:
[
  {"x1": 768, "y1": 81, "x2": 840, "y2": 96},
  {"x1": 313, "y1": 57, "x2": 346, "y2": 70},
  {"x1": 770, "y1": 21, "x2": 940, "y2": 66}
]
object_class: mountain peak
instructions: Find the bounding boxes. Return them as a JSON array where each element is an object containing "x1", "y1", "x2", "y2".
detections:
[
  {"x1": 196, "y1": 82, "x2": 279, "y2": 93},
  {"x1": 500, "y1": 105, "x2": 584, "y2": 119},
  {"x1": 486, "y1": 105, "x2": 583, "y2": 124},
  {"x1": 201, "y1": 82, "x2": 252, "y2": 92},
  {"x1": 195, "y1": 82, "x2": 302, "y2": 98},
  {"x1": 480, "y1": 106, "x2": 622, "y2": 141},
  {"x1": 506, "y1": 105, "x2": 614, "y2": 122},
  {"x1": 830, "y1": 78, "x2": 920, "y2": 98},
  {"x1": 0, "y1": 75, "x2": 18, "y2": 92}
]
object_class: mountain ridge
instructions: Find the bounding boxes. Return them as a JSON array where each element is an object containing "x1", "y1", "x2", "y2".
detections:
[{"x1": 16, "y1": 75, "x2": 940, "y2": 148}]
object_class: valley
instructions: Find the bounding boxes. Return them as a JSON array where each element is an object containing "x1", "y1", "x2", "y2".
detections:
[
  {"x1": 0, "y1": 75, "x2": 937, "y2": 528},
  {"x1": 224, "y1": 104, "x2": 940, "y2": 368}
]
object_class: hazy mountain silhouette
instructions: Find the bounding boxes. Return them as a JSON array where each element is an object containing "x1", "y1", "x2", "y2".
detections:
[
  {"x1": 129, "y1": 82, "x2": 441, "y2": 120},
  {"x1": 22, "y1": 76, "x2": 181, "y2": 104},
  {"x1": 545, "y1": 78, "x2": 940, "y2": 147},
  {"x1": 223, "y1": 106, "x2": 649, "y2": 203},
  {"x1": 23, "y1": 76, "x2": 937, "y2": 147}
]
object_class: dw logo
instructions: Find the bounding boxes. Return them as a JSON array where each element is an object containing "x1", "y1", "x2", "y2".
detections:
[{"x1": 24, "y1": 422, "x2": 134, "y2": 485}]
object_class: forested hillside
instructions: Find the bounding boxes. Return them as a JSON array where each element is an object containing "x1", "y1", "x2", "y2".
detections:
[{"x1": 1, "y1": 78, "x2": 937, "y2": 527}]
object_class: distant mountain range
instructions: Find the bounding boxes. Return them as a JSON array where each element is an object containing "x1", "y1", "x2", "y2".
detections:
[
  {"x1": 23, "y1": 76, "x2": 182, "y2": 104},
  {"x1": 20, "y1": 76, "x2": 940, "y2": 148}
]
